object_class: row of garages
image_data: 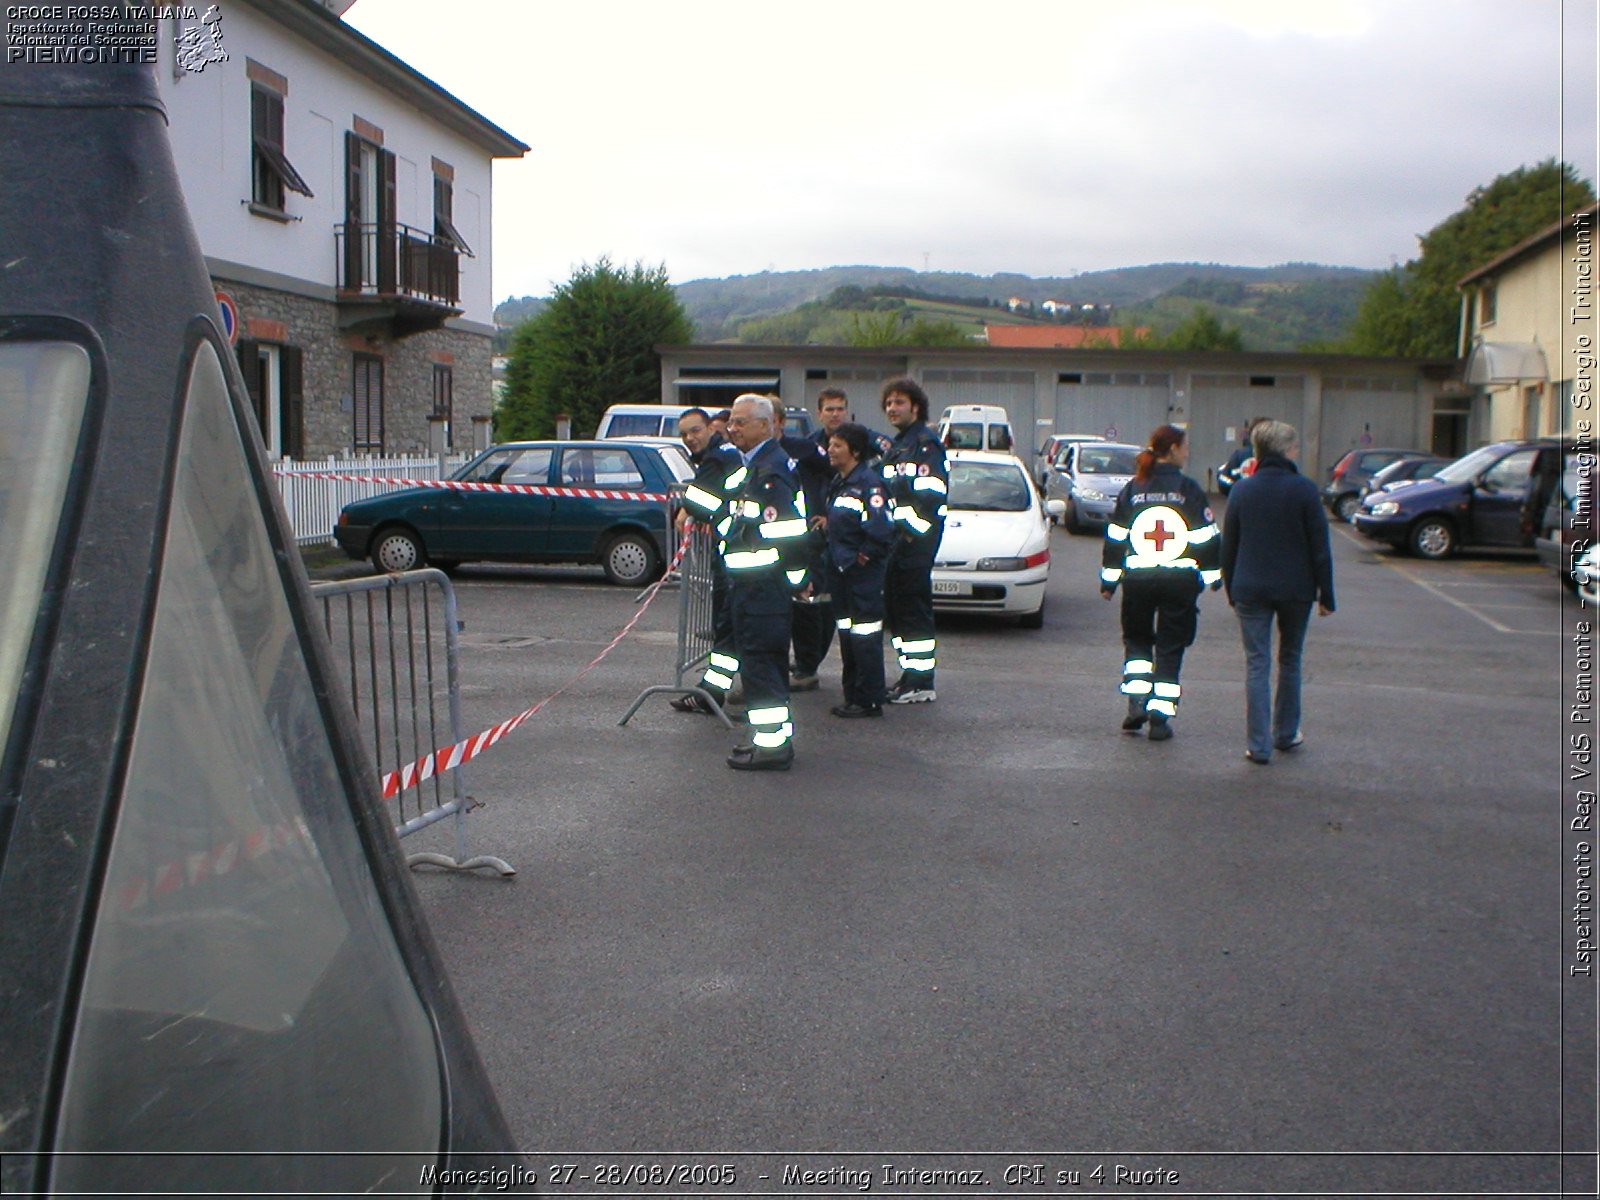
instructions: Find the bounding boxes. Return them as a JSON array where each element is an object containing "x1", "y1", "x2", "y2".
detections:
[{"x1": 659, "y1": 345, "x2": 1466, "y2": 486}]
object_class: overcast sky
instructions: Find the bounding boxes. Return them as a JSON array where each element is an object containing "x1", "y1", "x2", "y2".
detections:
[{"x1": 343, "y1": 0, "x2": 1598, "y2": 301}]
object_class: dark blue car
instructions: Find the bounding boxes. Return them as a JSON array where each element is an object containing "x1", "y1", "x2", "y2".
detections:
[
  {"x1": 1351, "y1": 439, "x2": 1563, "y2": 559},
  {"x1": 335, "y1": 439, "x2": 690, "y2": 585}
]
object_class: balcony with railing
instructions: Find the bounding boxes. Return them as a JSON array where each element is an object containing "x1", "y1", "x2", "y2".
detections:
[{"x1": 335, "y1": 221, "x2": 464, "y2": 337}]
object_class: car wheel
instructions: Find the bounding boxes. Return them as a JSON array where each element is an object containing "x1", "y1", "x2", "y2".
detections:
[
  {"x1": 1017, "y1": 598, "x2": 1045, "y2": 629},
  {"x1": 1064, "y1": 502, "x2": 1084, "y2": 535},
  {"x1": 1334, "y1": 493, "x2": 1360, "y2": 522},
  {"x1": 371, "y1": 526, "x2": 425, "y2": 573},
  {"x1": 1409, "y1": 517, "x2": 1457, "y2": 560},
  {"x1": 602, "y1": 531, "x2": 662, "y2": 587}
]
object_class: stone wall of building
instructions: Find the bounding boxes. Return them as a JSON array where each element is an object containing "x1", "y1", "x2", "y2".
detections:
[{"x1": 217, "y1": 277, "x2": 493, "y2": 457}]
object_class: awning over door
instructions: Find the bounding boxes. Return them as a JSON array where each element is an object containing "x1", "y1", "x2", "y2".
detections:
[
  {"x1": 672, "y1": 375, "x2": 780, "y2": 388},
  {"x1": 1464, "y1": 340, "x2": 1547, "y2": 385}
]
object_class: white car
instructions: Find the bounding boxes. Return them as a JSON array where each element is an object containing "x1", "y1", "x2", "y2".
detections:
[
  {"x1": 1575, "y1": 542, "x2": 1600, "y2": 609},
  {"x1": 932, "y1": 450, "x2": 1065, "y2": 628}
]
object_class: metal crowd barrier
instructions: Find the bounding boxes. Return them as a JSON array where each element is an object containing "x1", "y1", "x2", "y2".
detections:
[
  {"x1": 618, "y1": 519, "x2": 735, "y2": 728},
  {"x1": 310, "y1": 568, "x2": 515, "y2": 876}
]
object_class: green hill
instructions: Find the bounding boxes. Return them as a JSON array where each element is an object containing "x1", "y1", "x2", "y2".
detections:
[{"x1": 495, "y1": 262, "x2": 1376, "y2": 351}]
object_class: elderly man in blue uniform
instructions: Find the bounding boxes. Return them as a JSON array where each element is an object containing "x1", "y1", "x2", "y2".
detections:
[
  {"x1": 714, "y1": 394, "x2": 810, "y2": 770},
  {"x1": 671, "y1": 407, "x2": 744, "y2": 716},
  {"x1": 878, "y1": 376, "x2": 948, "y2": 704}
]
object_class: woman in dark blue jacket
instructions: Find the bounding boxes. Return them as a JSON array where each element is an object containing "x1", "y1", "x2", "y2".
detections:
[
  {"x1": 1219, "y1": 420, "x2": 1336, "y2": 764},
  {"x1": 823, "y1": 423, "x2": 897, "y2": 717}
]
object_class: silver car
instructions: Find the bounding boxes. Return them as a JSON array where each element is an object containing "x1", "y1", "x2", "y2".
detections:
[{"x1": 1044, "y1": 440, "x2": 1141, "y2": 534}]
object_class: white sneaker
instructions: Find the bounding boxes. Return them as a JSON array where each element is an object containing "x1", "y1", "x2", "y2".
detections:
[{"x1": 887, "y1": 684, "x2": 936, "y2": 704}]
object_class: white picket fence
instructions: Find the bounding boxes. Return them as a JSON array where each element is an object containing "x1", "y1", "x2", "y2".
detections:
[{"x1": 275, "y1": 454, "x2": 472, "y2": 548}]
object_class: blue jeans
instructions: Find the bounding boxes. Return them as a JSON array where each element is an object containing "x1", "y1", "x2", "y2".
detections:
[{"x1": 1234, "y1": 599, "x2": 1313, "y2": 757}]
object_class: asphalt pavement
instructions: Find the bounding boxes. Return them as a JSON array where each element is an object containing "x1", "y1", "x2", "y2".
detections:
[{"x1": 314, "y1": 514, "x2": 1589, "y2": 1196}]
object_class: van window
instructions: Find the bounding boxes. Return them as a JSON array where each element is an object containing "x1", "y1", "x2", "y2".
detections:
[
  {"x1": 605, "y1": 414, "x2": 664, "y2": 438},
  {"x1": 944, "y1": 423, "x2": 984, "y2": 450},
  {"x1": 988, "y1": 425, "x2": 1013, "y2": 451}
]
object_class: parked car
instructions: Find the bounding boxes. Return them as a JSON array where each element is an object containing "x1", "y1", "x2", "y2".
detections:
[
  {"x1": 1575, "y1": 542, "x2": 1600, "y2": 608},
  {"x1": 1356, "y1": 454, "x2": 1450, "y2": 505},
  {"x1": 335, "y1": 439, "x2": 691, "y2": 585},
  {"x1": 1034, "y1": 432, "x2": 1103, "y2": 490},
  {"x1": 1528, "y1": 446, "x2": 1594, "y2": 590},
  {"x1": 938, "y1": 404, "x2": 1016, "y2": 454},
  {"x1": 1043, "y1": 440, "x2": 1140, "y2": 534},
  {"x1": 1350, "y1": 438, "x2": 1563, "y2": 559},
  {"x1": 931, "y1": 451, "x2": 1065, "y2": 627},
  {"x1": 1324, "y1": 446, "x2": 1433, "y2": 521}
]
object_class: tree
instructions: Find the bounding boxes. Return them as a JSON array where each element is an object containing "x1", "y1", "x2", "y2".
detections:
[
  {"x1": 1345, "y1": 159, "x2": 1596, "y2": 357},
  {"x1": 1159, "y1": 305, "x2": 1244, "y2": 352},
  {"x1": 496, "y1": 257, "x2": 693, "y2": 440},
  {"x1": 844, "y1": 311, "x2": 970, "y2": 348},
  {"x1": 1116, "y1": 305, "x2": 1243, "y2": 351}
]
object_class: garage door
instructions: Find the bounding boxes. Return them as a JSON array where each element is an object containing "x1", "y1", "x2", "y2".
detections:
[
  {"x1": 1320, "y1": 376, "x2": 1428, "y2": 476},
  {"x1": 1051, "y1": 371, "x2": 1172, "y2": 451},
  {"x1": 1188, "y1": 374, "x2": 1305, "y2": 486}
]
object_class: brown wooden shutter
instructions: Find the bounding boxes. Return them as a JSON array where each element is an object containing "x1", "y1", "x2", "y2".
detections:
[
  {"x1": 377, "y1": 148, "x2": 397, "y2": 295},
  {"x1": 235, "y1": 338, "x2": 264, "y2": 438},
  {"x1": 281, "y1": 344, "x2": 304, "y2": 459}
]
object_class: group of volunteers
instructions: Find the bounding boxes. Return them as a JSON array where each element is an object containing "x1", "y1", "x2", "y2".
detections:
[
  {"x1": 669, "y1": 381, "x2": 1335, "y2": 772},
  {"x1": 1100, "y1": 416, "x2": 1336, "y2": 764},
  {"x1": 670, "y1": 379, "x2": 948, "y2": 771}
]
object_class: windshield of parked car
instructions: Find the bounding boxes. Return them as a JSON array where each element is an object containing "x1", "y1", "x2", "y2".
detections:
[
  {"x1": 1077, "y1": 446, "x2": 1139, "y2": 475},
  {"x1": 948, "y1": 461, "x2": 1032, "y2": 512},
  {"x1": 1433, "y1": 445, "x2": 1508, "y2": 484},
  {"x1": 0, "y1": 342, "x2": 90, "y2": 765}
]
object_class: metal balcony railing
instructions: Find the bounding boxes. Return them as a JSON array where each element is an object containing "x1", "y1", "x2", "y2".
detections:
[{"x1": 336, "y1": 221, "x2": 461, "y2": 308}]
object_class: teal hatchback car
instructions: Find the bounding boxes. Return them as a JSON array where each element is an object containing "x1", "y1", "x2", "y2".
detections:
[{"x1": 335, "y1": 440, "x2": 690, "y2": 585}]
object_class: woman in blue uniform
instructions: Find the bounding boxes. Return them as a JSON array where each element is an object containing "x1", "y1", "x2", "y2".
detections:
[
  {"x1": 823, "y1": 423, "x2": 897, "y2": 718},
  {"x1": 1100, "y1": 425, "x2": 1222, "y2": 740}
]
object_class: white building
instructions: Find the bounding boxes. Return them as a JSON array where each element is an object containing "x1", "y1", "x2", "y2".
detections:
[{"x1": 154, "y1": 0, "x2": 527, "y2": 457}]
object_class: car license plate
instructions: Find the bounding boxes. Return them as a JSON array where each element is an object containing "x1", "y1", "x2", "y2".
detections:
[{"x1": 932, "y1": 580, "x2": 970, "y2": 595}]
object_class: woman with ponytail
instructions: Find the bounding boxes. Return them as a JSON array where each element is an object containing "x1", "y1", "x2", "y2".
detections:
[{"x1": 1099, "y1": 425, "x2": 1222, "y2": 740}]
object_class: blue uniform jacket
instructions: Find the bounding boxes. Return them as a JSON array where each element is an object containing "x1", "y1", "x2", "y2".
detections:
[
  {"x1": 715, "y1": 439, "x2": 810, "y2": 588},
  {"x1": 825, "y1": 461, "x2": 896, "y2": 573},
  {"x1": 880, "y1": 420, "x2": 948, "y2": 543},
  {"x1": 1101, "y1": 462, "x2": 1221, "y2": 593}
]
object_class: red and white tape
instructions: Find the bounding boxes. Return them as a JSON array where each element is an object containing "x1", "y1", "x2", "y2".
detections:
[
  {"x1": 274, "y1": 469, "x2": 666, "y2": 503},
  {"x1": 378, "y1": 529, "x2": 693, "y2": 799}
]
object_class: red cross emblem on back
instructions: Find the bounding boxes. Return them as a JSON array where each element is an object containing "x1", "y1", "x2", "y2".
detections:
[{"x1": 1128, "y1": 505, "x2": 1189, "y2": 563}]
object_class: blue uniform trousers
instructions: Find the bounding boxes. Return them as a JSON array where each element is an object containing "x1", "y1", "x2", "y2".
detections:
[
  {"x1": 731, "y1": 571, "x2": 794, "y2": 748},
  {"x1": 790, "y1": 542, "x2": 834, "y2": 675},
  {"x1": 885, "y1": 534, "x2": 939, "y2": 688},
  {"x1": 1119, "y1": 571, "x2": 1201, "y2": 719},
  {"x1": 830, "y1": 560, "x2": 888, "y2": 708}
]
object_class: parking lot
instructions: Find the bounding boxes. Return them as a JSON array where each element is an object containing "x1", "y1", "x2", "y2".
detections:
[{"x1": 329, "y1": 515, "x2": 1585, "y2": 1193}]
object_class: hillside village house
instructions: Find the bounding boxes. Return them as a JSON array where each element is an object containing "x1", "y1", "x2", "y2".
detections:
[
  {"x1": 155, "y1": 0, "x2": 527, "y2": 458},
  {"x1": 1458, "y1": 200, "x2": 1598, "y2": 443},
  {"x1": 658, "y1": 344, "x2": 1460, "y2": 484}
]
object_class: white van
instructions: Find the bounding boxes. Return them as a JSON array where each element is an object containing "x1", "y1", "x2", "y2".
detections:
[
  {"x1": 595, "y1": 404, "x2": 699, "y2": 440},
  {"x1": 937, "y1": 405, "x2": 1016, "y2": 454},
  {"x1": 596, "y1": 403, "x2": 815, "y2": 440}
]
